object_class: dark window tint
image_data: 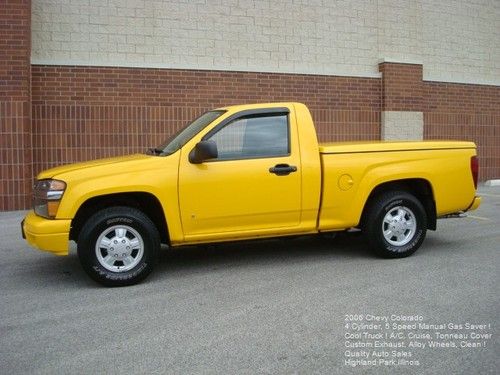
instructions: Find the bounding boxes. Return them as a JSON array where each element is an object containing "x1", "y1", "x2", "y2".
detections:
[{"x1": 208, "y1": 114, "x2": 289, "y2": 160}]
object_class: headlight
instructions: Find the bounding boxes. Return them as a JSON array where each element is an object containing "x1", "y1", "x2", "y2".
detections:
[{"x1": 33, "y1": 179, "x2": 66, "y2": 219}]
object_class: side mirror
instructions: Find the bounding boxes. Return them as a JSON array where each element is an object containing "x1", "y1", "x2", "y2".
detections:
[{"x1": 189, "y1": 140, "x2": 218, "y2": 164}]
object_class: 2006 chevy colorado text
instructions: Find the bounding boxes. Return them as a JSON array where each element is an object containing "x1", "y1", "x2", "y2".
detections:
[{"x1": 22, "y1": 103, "x2": 481, "y2": 286}]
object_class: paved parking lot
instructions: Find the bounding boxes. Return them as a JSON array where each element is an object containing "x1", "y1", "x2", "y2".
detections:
[{"x1": 1, "y1": 185, "x2": 498, "y2": 374}]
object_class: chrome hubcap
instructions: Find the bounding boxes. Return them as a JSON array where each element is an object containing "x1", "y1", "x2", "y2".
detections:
[
  {"x1": 95, "y1": 225, "x2": 144, "y2": 272},
  {"x1": 382, "y1": 206, "x2": 417, "y2": 246}
]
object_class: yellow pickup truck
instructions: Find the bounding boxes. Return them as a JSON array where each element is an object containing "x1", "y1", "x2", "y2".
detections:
[{"x1": 22, "y1": 102, "x2": 481, "y2": 286}]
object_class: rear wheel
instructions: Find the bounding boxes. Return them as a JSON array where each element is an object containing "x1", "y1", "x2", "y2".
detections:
[
  {"x1": 77, "y1": 206, "x2": 160, "y2": 286},
  {"x1": 363, "y1": 191, "x2": 427, "y2": 258}
]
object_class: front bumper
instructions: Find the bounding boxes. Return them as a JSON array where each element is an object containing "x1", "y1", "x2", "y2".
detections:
[{"x1": 22, "y1": 211, "x2": 71, "y2": 256}]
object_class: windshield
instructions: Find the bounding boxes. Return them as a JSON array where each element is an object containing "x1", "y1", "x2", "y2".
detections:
[{"x1": 153, "y1": 110, "x2": 225, "y2": 155}]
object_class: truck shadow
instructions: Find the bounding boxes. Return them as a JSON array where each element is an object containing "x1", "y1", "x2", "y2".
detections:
[
  {"x1": 17, "y1": 232, "x2": 455, "y2": 288},
  {"x1": 11, "y1": 233, "x2": 372, "y2": 289},
  {"x1": 155, "y1": 232, "x2": 372, "y2": 275}
]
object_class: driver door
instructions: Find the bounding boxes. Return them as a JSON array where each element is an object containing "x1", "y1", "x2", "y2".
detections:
[{"x1": 178, "y1": 109, "x2": 302, "y2": 241}]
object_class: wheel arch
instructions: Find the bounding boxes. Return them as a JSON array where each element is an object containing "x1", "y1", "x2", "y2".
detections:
[
  {"x1": 360, "y1": 178, "x2": 436, "y2": 231},
  {"x1": 70, "y1": 192, "x2": 169, "y2": 244}
]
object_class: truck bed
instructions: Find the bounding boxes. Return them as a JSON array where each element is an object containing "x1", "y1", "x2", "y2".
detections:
[{"x1": 317, "y1": 139, "x2": 477, "y2": 232}]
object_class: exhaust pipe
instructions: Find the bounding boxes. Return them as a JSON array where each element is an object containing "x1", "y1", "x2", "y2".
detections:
[{"x1": 439, "y1": 211, "x2": 467, "y2": 219}]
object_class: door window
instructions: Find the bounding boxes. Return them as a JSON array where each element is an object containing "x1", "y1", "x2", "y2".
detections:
[{"x1": 207, "y1": 114, "x2": 289, "y2": 160}]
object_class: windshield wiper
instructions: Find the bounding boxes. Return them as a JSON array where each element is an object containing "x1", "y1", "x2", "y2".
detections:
[{"x1": 147, "y1": 147, "x2": 164, "y2": 155}]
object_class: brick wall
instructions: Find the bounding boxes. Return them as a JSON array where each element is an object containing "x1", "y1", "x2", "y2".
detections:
[
  {"x1": 3, "y1": 58, "x2": 499, "y2": 210},
  {"x1": 379, "y1": 63, "x2": 423, "y2": 112},
  {"x1": 378, "y1": 62, "x2": 500, "y2": 177},
  {"x1": 0, "y1": 0, "x2": 31, "y2": 210},
  {"x1": 378, "y1": 62, "x2": 424, "y2": 140},
  {"x1": 1, "y1": 2, "x2": 499, "y2": 211},
  {"x1": 24, "y1": 63, "x2": 500, "y2": 206},
  {"x1": 424, "y1": 82, "x2": 500, "y2": 181},
  {"x1": 31, "y1": 65, "x2": 381, "y2": 173}
]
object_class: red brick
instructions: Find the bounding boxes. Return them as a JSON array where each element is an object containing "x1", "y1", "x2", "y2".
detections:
[
  {"x1": 0, "y1": 0, "x2": 31, "y2": 210},
  {"x1": 423, "y1": 81, "x2": 500, "y2": 181}
]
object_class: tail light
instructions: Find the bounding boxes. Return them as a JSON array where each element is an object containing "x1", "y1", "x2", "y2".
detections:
[{"x1": 470, "y1": 156, "x2": 478, "y2": 189}]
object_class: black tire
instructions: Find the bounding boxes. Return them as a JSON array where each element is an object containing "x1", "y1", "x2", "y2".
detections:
[
  {"x1": 77, "y1": 206, "x2": 160, "y2": 286},
  {"x1": 363, "y1": 191, "x2": 427, "y2": 258}
]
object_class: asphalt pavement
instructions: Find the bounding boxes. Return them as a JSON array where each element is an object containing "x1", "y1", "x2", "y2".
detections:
[{"x1": 0, "y1": 185, "x2": 499, "y2": 374}]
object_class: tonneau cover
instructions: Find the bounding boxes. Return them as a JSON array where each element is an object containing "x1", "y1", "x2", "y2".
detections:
[{"x1": 319, "y1": 141, "x2": 476, "y2": 154}]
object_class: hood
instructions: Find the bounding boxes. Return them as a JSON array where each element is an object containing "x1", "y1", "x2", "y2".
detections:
[{"x1": 37, "y1": 154, "x2": 158, "y2": 180}]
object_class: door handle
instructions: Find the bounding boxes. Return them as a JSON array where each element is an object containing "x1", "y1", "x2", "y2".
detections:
[{"x1": 269, "y1": 164, "x2": 297, "y2": 176}]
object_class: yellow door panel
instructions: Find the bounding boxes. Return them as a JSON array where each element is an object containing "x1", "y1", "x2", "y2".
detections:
[
  {"x1": 178, "y1": 111, "x2": 302, "y2": 239},
  {"x1": 179, "y1": 156, "x2": 301, "y2": 237}
]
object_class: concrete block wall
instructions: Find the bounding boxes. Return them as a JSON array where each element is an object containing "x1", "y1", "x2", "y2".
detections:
[
  {"x1": 382, "y1": 112, "x2": 424, "y2": 140},
  {"x1": 31, "y1": 0, "x2": 381, "y2": 78},
  {"x1": 377, "y1": 0, "x2": 423, "y2": 64},
  {"x1": 422, "y1": 0, "x2": 500, "y2": 85},
  {"x1": 31, "y1": 0, "x2": 500, "y2": 85}
]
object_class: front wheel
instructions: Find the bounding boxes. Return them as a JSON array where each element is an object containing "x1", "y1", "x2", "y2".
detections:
[
  {"x1": 363, "y1": 191, "x2": 427, "y2": 258},
  {"x1": 77, "y1": 206, "x2": 160, "y2": 286}
]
